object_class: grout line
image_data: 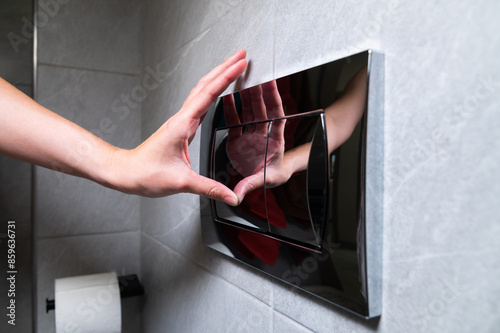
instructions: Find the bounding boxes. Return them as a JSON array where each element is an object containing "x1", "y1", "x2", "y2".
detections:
[
  {"x1": 141, "y1": 231, "x2": 273, "y2": 307},
  {"x1": 37, "y1": 228, "x2": 141, "y2": 241},
  {"x1": 37, "y1": 62, "x2": 140, "y2": 77},
  {"x1": 273, "y1": 309, "x2": 316, "y2": 333},
  {"x1": 386, "y1": 249, "x2": 495, "y2": 264},
  {"x1": 152, "y1": 209, "x2": 196, "y2": 239}
]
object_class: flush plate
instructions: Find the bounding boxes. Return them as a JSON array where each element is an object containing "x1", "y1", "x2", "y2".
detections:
[{"x1": 200, "y1": 50, "x2": 383, "y2": 318}]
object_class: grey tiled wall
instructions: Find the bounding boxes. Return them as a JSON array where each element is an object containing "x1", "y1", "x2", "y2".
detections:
[
  {"x1": 34, "y1": 0, "x2": 142, "y2": 332},
  {"x1": 140, "y1": 0, "x2": 500, "y2": 332},
  {"x1": 37, "y1": 0, "x2": 141, "y2": 74}
]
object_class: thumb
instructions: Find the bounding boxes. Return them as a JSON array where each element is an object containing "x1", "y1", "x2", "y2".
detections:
[
  {"x1": 233, "y1": 172, "x2": 265, "y2": 203},
  {"x1": 184, "y1": 172, "x2": 239, "y2": 206}
]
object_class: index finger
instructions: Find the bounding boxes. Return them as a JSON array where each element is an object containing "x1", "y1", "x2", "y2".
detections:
[
  {"x1": 185, "y1": 50, "x2": 247, "y2": 105},
  {"x1": 184, "y1": 58, "x2": 247, "y2": 120}
]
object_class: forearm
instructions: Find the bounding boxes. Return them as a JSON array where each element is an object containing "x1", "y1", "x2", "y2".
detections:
[
  {"x1": 278, "y1": 67, "x2": 367, "y2": 176},
  {"x1": 282, "y1": 142, "x2": 311, "y2": 174},
  {"x1": 0, "y1": 50, "x2": 247, "y2": 204},
  {"x1": 0, "y1": 77, "x2": 117, "y2": 186},
  {"x1": 324, "y1": 66, "x2": 367, "y2": 152}
]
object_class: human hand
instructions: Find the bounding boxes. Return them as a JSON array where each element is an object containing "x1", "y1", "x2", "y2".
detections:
[
  {"x1": 107, "y1": 50, "x2": 247, "y2": 205},
  {"x1": 222, "y1": 80, "x2": 293, "y2": 203}
]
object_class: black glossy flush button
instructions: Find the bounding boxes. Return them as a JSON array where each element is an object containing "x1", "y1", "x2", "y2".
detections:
[{"x1": 267, "y1": 114, "x2": 328, "y2": 249}]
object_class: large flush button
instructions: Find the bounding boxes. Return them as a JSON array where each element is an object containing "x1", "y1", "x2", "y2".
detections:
[
  {"x1": 266, "y1": 112, "x2": 327, "y2": 249},
  {"x1": 212, "y1": 123, "x2": 270, "y2": 232}
]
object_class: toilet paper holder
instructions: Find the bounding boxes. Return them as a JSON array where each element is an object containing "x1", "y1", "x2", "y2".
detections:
[{"x1": 45, "y1": 274, "x2": 144, "y2": 313}]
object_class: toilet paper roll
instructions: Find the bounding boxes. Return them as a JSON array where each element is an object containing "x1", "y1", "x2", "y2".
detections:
[{"x1": 55, "y1": 272, "x2": 121, "y2": 333}]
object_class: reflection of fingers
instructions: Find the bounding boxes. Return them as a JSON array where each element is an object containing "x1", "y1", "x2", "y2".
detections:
[
  {"x1": 185, "y1": 59, "x2": 247, "y2": 120},
  {"x1": 223, "y1": 95, "x2": 242, "y2": 139},
  {"x1": 233, "y1": 173, "x2": 265, "y2": 203},
  {"x1": 268, "y1": 119, "x2": 285, "y2": 142},
  {"x1": 240, "y1": 88, "x2": 253, "y2": 123},
  {"x1": 249, "y1": 85, "x2": 267, "y2": 121},
  {"x1": 262, "y1": 80, "x2": 284, "y2": 119},
  {"x1": 223, "y1": 94, "x2": 239, "y2": 125},
  {"x1": 188, "y1": 50, "x2": 246, "y2": 100},
  {"x1": 185, "y1": 172, "x2": 238, "y2": 206}
]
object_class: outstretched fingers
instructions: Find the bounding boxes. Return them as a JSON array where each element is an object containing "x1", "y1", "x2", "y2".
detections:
[
  {"x1": 187, "y1": 50, "x2": 246, "y2": 100},
  {"x1": 184, "y1": 52, "x2": 247, "y2": 120}
]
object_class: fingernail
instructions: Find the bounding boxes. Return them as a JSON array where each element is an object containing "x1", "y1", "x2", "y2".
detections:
[{"x1": 224, "y1": 195, "x2": 238, "y2": 206}]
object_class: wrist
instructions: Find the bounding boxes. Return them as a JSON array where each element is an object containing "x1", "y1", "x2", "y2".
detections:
[
  {"x1": 280, "y1": 153, "x2": 296, "y2": 181},
  {"x1": 283, "y1": 146, "x2": 308, "y2": 176},
  {"x1": 98, "y1": 147, "x2": 138, "y2": 194}
]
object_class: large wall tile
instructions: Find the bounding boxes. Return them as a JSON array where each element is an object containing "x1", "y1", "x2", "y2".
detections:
[
  {"x1": 273, "y1": 311, "x2": 314, "y2": 333},
  {"x1": 37, "y1": 0, "x2": 141, "y2": 74},
  {"x1": 35, "y1": 170, "x2": 140, "y2": 237},
  {"x1": 37, "y1": 65, "x2": 141, "y2": 150},
  {"x1": 0, "y1": 0, "x2": 33, "y2": 86},
  {"x1": 274, "y1": 0, "x2": 378, "y2": 78},
  {"x1": 36, "y1": 231, "x2": 141, "y2": 333},
  {"x1": 35, "y1": 64, "x2": 140, "y2": 237},
  {"x1": 141, "y1": 233, "x2": 272, "y2": 333},
  {"x1": 380, "y1": 253, "x2": 500, "y2": 332},
  {"x1": 379, "y1": 0, "x2": 500, "y2": 263},
  {"x1": 142, "y1": 0, "x2": 246, "y2": 66}
]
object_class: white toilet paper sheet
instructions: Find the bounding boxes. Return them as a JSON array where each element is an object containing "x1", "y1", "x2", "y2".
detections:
[{"x1": 55, "y1": 272, "x2": 121, "y2": 333}]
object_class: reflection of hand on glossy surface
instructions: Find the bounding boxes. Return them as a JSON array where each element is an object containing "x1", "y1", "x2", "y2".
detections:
[
  {"x1": 223, "y1": 80, "x2": 291, "y2": 203},
  {"x1": 222, "y1": 66, "x2": 368, "y2": 204}
]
